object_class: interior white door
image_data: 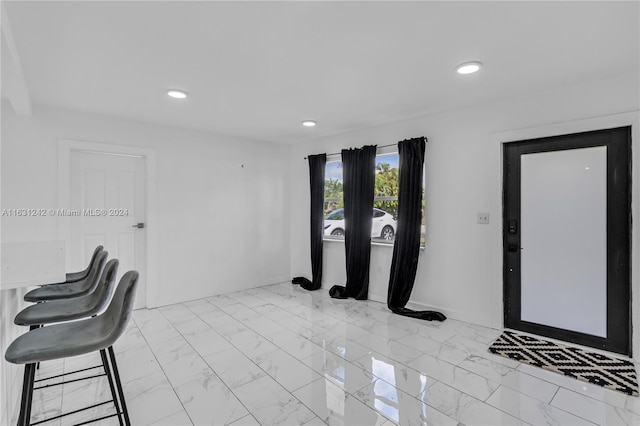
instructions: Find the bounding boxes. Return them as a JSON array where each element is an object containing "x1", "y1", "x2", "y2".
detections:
[{"x1": 69, "y1": 151, "x2": 146, "y2": 309}]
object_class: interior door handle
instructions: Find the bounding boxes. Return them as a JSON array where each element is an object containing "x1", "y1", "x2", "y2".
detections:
[{"x1": 132, "y1": 223, "x2": 145, "y2": 229}]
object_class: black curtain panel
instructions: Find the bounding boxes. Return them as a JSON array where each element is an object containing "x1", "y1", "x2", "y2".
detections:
[
  {"x1": 329, "y1": 145, "x2": 377, "y2": 300},
  {"x1": 292, "y1": 154, "x2": 327, "y2": 291},
  {"x1": 387, "y1": 137, "x2": 446, "y2": 321}
]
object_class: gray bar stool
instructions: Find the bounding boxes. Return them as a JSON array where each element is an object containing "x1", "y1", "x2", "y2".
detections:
[
  {"x1": 15, "y1": 259, "x2": 119, "y2": 327},
  {"x1": 5, "y1": 271, "x2": 139, "y2": 426},
  {"x1": 24, "y1": 251, "x2": 108, "y2": 302},
  {"x1": 45, "y1": 245, "x2": 104, "y2": 286}
]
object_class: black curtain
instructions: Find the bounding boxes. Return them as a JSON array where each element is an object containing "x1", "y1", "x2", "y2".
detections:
[
  {"x1": 293, "y1": 154, "x2": 327, "y2": 291},
  {"x1": 387, "y1": 138, "x2": 446, "y2": 321},
  {"x1": 329, "y1": 145, "x2": 376, "y2": 300}
]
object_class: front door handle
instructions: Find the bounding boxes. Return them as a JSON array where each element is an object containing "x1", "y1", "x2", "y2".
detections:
[{"x1": 132, "y1": 223, "x2": 145, "y2": 229}]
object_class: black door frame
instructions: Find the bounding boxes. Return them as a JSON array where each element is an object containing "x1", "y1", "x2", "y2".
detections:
[{"x1": 503, "y1": 126, "x2": 632, "y2": 356}]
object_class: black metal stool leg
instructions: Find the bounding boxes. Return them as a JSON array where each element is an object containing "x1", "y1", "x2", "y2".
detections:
[
  {"x1": 17, "y1": 363, "x2": 36, "y2": 426},
  {"x1": 107, "y1": 346, "x2": 130, "y2": 426},
  {"x1": 28, "y1": 326, "x2": 41, "y2": 371},
  {"x1": 100, "y1": 349, "x2": 124, "y2": 426}
]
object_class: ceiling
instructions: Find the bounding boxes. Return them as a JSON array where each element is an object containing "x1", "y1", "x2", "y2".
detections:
[{"x1": 2, "y1": 1, "x2": 638, "y2": 144}]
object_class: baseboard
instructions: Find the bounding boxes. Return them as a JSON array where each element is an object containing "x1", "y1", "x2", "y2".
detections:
[
  {"x1": 367, "y1": 292, "x2": 386, "y2": 305},
  {"x1": 151, "y1": 277, "x2": 292, "y2": 308},
  {"x1": 348, "y1": 291, "x2": 497, "y2": 331},
  {"x1": 403, "y1": 299, "x2": 496, "y2": 330},
  {"x1": 151, "y1": 278, "x2": 497, "y2": 334}
]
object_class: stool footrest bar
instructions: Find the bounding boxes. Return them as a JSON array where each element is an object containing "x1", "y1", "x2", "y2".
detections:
[
  {"x1": 35, "y1": 365, "x2": 102, "y2": 383},
  {"x1": 72, "y1": 412, "x2": 122, "y2": 426},
  {"x1": 33, "y1": 373, "x2": 106, "y2": 390},
  {"x1": 30, "y1": 400, "x2": 113, "y2": 425}
]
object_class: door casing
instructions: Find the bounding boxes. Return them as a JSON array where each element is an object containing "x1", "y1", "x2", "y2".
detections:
[
  {"x1": 69, "y1": 150, "x2": 147, "y2": 309},
  {"x1": 58, "y1": 139, "x2": 158, "y2": 309},
  {"x1": 503, "y1": 127, "x2": 631, "y2": 356}
]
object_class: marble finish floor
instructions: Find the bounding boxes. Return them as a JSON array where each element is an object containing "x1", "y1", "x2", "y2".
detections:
[{"x1": 22, "y1": 282, "x2": 640, "y2": 425}]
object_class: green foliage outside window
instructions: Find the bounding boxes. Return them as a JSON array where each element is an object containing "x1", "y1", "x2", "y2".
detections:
[
  {"x1": 324, "y1": 162, "x2": 400, "y2": 216},
  {"x1": 373, "y1": 162, "x2": 399, "y2": 217},
  {"x1": 324, "y1": 177, "x2": 344, "y2": 213}
]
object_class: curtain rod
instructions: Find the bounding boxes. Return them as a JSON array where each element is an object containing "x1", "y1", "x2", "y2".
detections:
[{"x1": 303, "y1": 143, "x2": 399, "y2": 160}]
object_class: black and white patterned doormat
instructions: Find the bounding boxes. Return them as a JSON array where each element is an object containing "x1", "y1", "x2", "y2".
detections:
[{"x1": 489, "y1": 330, "x2": 638, "y2": 396}]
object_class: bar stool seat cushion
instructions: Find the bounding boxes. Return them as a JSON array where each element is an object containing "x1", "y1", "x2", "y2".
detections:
[
  {"x1": 15, "y1": 259, "x2": 119, "y2": 326},
  {"x1": 16, "y1": 299, "x2": 99, "y2": 326},
  {"x1": 25, "y1": 281, "x2": 90, "y2": 301},
  {"x1": 6, "y1": 271, "x2": 138, "y2": 365}
]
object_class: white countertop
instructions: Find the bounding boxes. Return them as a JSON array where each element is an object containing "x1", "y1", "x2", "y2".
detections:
[{"x1": 1, "y1": 241, "x2": 66, "y2": 290}]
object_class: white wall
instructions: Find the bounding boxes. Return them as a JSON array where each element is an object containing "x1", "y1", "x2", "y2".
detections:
[
  {"x1": 290, "y1": 73, "x2": 640, "y2": 354},
  {"x1": 2, "y1": 102, "x2": 292, "y2": 306}
]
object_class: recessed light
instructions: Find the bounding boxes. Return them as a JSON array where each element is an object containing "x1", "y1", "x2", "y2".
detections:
[
  {"x1": 167, "y1": 89, "x2": 188, "y2": 99},
  {"x1": 302, "y1": 120, "x2": 317, "y2": 127},
  {"x1": 456, "y1": 61, "x2": 482, "y2": 75}
]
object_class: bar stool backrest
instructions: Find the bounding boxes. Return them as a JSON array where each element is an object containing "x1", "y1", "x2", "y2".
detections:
[
  {"x1": 64, "y1": 245, "x2": 104, "y2": 283},
  {"x1": 101, "y1": 271, "x2": 139, "y2": 344},
  {"x1": 90, "y1": 258, "x2": 119, "y2": 313},
  {"x1": 79, "y1": 251, "x2": 109, "y2": 294},
  {"x1": 84, "y1": 245, "x2": 104, "y2": 276}
]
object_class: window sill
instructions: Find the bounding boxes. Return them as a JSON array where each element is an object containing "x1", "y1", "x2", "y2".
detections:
[{"x1": 323, "y1": 237, "x2": 426, "y2": 250}]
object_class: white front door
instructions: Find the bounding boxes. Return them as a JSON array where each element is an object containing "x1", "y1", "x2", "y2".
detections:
[
  {"x1": 503, "y1": 127, "x2": 632, "y2": 355},
  {"x1": 520, "y1": 146, "x2": 607, "y2": 336},
  {"x1": 69, "y1": 150, "x2": 146, "y2": 309}
]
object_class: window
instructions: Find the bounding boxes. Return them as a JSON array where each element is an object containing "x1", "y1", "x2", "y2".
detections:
[
  {"x1": 323, "y1": 148, "x2": 426, "y2": 245},
  {"x1": 373, "y1": 152, "x2": 399, "y2": 243}
]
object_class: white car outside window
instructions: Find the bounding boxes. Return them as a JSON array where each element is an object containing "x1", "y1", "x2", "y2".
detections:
[{"x1": 323, "y1": 208, "x2": 396, "y2": 241}]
